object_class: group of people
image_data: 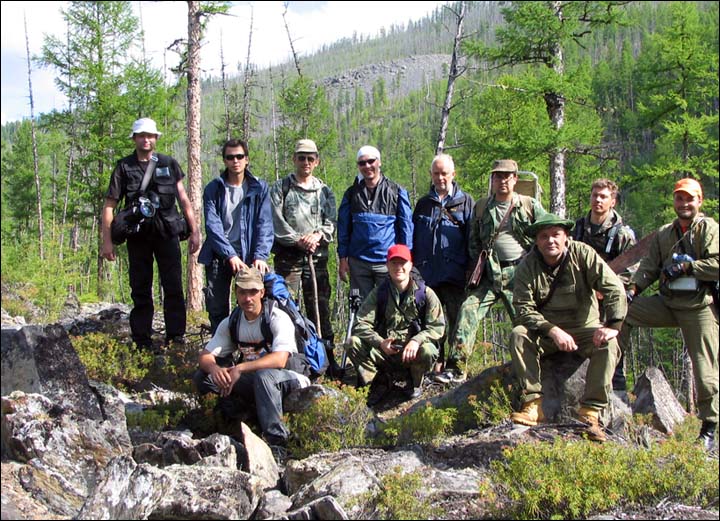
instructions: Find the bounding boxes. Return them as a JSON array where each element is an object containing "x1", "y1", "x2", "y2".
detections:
[{"x1": 102, "y1": 118, "x2": 718, "y2": 450}]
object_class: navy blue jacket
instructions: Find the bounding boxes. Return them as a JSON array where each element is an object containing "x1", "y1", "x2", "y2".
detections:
[
  {"x1": 337, "y1": 175, "x2": 413, "y2": 263},
  {"x1": 412, "y1": 182, "x2": 474, "y2": 287},
  {"x1": 198, "y1": 169, "x2": 273, "y2": 266}
]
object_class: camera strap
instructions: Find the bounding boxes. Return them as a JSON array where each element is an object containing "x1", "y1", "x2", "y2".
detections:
[{"x1": 139, "y1": 154, "x2": 159, "y2": 194}]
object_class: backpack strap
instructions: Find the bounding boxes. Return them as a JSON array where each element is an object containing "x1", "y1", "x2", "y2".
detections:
[
  {"x1": 228, "y1": 303, "x2": 272, "y2": 350},
  {"x1": 605, "y1": 222, "x2": 622, "y2": 256}
]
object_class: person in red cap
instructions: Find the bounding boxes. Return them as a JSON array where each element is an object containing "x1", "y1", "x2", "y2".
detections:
[
  {"x1": 623, "y1": 177, "x2": 719, "y2": 450},
  {"x1": 348, "y1": 244, "x2": 445, "y2": 406}
]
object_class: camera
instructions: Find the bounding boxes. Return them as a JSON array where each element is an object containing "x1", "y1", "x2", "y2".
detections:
[{"x1": 390, "y1": 343, "x2": 404, "y2": 352}]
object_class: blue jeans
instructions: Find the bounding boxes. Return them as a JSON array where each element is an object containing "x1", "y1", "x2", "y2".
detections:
[{"x1": 193, "y1": 360, "x2": 303, "y2": 443}]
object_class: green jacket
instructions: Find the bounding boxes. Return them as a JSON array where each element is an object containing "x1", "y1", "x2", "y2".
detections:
[
  {"x1": 470, "y1": 193, "x2": 546, "y2": 292},
  {"x1": 353, "y1": 279, "x2": 445, "y2": 348},
  {"x1": 632, "y1": 216, "x2": 719, "y2": 310},
  {"x1": 513, "y1": 241, "x2": 627, "y2": 335}
]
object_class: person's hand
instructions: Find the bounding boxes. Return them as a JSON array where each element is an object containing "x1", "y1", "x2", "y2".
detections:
[
  {"x1": 593, "y1": 327, "x2": 619, "y2": 348},
  {"x1": 297, "y1": 232, "x2": 321, "y2": 254},
  {"x1": 188, "y1": 229, "x2": 201, "y2": 254},
  {"x1": 662, "y1": 262, "x2": 688, "y2": 281},
  {"x1": 380, "y1": 337, "x2": 398, "y2": 356},
  {"x1": 222, "y1": 366, "x2": 241, "y2": 397},
  {"x1": 253, "y1": 259, "x2": 270, "y2": 274},
  {"x1": 548, "y1": 326, "x2": 578, "y2": 352},
  {"x1": 210, "y1": 365, "x2": 232, "y2": 395},
  {"x1": 101, "y1": 240, "x2": 116, "y2": 262},
  {"x1": 401, "y1": 339, "x2": 420, "y2": 363},
  {"x1": 228, "y1": 256, "x2": 246, "y2": 274},
  {"x1": 339, "y1": 258, "x2": 350, "y2": 282}
]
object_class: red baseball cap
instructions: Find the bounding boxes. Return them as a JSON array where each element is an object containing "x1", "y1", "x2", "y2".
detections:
[{"x1": 387, "y1": 244, "x2": 412, "y2": 263}]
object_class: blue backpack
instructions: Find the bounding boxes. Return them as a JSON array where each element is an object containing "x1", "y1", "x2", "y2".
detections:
[{"x1": 229, "y1": 272, "x2": 328, "y2": 378}]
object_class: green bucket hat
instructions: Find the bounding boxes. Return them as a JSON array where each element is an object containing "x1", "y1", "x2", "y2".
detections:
[{"x1": 526, "y1": 213, "x2": 575, "y2": 237}]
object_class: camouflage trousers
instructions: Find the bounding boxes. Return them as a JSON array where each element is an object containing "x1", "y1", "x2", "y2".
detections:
[
  {"x1": 348, "y1": 336, "x2": 438, "y2": 387},
  {"x1": 274, "y1": 254, "x2": 334, "y2": 344},
  {"x1": 510, "y1": 324, "x2": 619, "y2": 410},
  {"x1": 449, "y1": 265, "x2": 517, "y2": 369},
  {"x1": 621, "y1": 295, "x2": 719, "y2": 423}
]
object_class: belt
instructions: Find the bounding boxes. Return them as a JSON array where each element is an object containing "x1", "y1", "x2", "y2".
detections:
[{"x1": 500, "y1": 258, "x2": 522, "y2": 268}]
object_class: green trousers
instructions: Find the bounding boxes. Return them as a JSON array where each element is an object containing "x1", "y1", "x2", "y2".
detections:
[
  {"x1": 510, "y1": 324, "x2": 620, "y2": 410},
  {"x1": 349, "y1": 336, "x2": 438, "y2": 387},
  {"x1": 622, "y1": 295, "x2": 719, "y2": 423}
]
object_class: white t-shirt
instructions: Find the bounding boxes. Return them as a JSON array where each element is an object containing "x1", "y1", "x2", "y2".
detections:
[{"x1": 204, "y1": 305, "x2": 310, "y2": 387}]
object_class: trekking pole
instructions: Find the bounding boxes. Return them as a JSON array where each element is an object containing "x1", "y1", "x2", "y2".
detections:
[
  {"x1": 341, "y1": 288, "x2": 361, "y2": 370},
  {"x1": 307, "y1": 253, "x2": 322, "y2": 338}
]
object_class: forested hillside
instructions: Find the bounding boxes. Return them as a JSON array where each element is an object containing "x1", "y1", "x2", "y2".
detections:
[{"x1": 2, "y1": 1, "x2": 718, "y2": 395}]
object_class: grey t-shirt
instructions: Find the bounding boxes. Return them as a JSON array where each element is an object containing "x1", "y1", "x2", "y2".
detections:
[
  {"x1": 225, "y1": 180, "x2": 247, "y2": 252},
  {"x1": 492, "y1": 200, "x2": 525, "y2": 262}
]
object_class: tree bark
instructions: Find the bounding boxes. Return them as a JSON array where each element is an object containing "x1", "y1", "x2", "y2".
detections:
[
  {"x1": 436, "y1": 1, "x2": 466, "y2": 155},
  {"x1": 186, "y1": 0, "x2": 204, "y2": 311},
  {"x1": 546, "y1": 1, "x2": 567, "y2": 217}
]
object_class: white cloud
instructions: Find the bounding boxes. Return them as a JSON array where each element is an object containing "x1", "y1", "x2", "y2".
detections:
[{"x1": 1, "y1": 1, "x2": 447, "y2": 124}]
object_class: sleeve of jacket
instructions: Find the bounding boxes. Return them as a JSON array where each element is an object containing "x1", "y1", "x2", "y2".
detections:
[
  {"x1": 352, "y1": 288, "x2": 384, "y2": 348},
  {"x1": 203, "y1": 182, "x2": 237, "y2": 261},
  {"x1": 253, "y1": 182, "x2": 274, "y2": 261},
  {"x1": 395, "y1": 187, "x2": 414, "y2": 249},
  {"x1": 337, "y1": 189, "x2": 352, "y2": 258},
  {"x1": 270, "y1": 178, "x2": 301, "y2": 247},
  {"x1": 410, "y1": 287, "x2": 445, "y2": 345},
  {"x1": 584, "y1": 246, "x2": 627, "y2": 329},
  {"x1": 512, "y1": 260, "x2": 557, "y2": 335},
  {"x1": 690, "y1": 219, "x2": 719, "y2": 282},
  {"x1": 319, "y1": 186, "x2": 337, "y2": 246}
]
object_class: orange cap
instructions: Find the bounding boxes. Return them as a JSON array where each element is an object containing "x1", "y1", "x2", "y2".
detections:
[{"x1": 673, "y1": 178, "x2": 703, "y2": 199}]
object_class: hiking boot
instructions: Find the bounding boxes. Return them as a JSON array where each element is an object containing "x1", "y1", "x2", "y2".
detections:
[
  {"x1": 452, "y1": 371, "x2": 467, "y2": 384},
  {"x1": 404, "y1": 375, "x2": 423, "y2": 400},
  {"x1": 698, "y1": 421, "x2": 717, "y2": 451},
  {"x1": 511, "y1": 398, "x2": 545, "y2": 426},
  {"x1": 578, "y1": 406, "x2": 606, "y2": 442}
]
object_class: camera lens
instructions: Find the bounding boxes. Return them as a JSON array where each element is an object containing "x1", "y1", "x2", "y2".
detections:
[{"x1": 138, "y1": 197, "x2": 156, "y2": 218}]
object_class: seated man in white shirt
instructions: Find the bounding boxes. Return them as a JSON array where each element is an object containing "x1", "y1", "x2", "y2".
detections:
[{"x1": 193, "y1": 267, "x2": 310, "y2": 446}]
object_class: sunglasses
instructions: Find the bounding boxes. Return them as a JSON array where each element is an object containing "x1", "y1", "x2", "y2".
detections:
[
  {"x1": 296, "y1": 154, "x2": 317, "y2": 163},
  {"x1": 225, "y1": 153, "x2": 246, "y2": 161},
  {"x1": 357, "y1": 158, "x2": 377, "y2": 167}
]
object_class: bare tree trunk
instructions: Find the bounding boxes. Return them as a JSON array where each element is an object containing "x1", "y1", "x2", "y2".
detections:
[
  {"x1": 24, "y1": 14, "x2": 44, "y2": 260},
  {"x1": 546, "y1": 1, "x2": 567, "y2": 217},
  {"x1": 220, "y1": 35, "x2": 231, "y2": 141},
  {"x1": 282, "y1": 2, "x2": 302, "y2": 78},
  {"x1": 269, "y1": 66, "x2": 280, "y2": 181},
  {"x1": 241, "y1": 8, "x2": 254, "y2": 141},
  {"x1": 186, "y1": 0, "x2": 204, "y2": 311},
  {"x1": 436, "y1": 1, "x2": 466, "y2": 155}
]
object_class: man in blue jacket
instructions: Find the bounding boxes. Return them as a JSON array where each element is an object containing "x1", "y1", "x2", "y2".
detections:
[
  {"x1": 337, "y1": 145, "x2": 413, "y2": 300},
  {"x1": 198, "y1": 139, "x2": 273, "y2": 333},
  {"x1": 412, "y1": 154, "x2": 474, "y2": 380}
]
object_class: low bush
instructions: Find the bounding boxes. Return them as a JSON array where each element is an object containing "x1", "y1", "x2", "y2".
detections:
[
  {"x1": 72, "y1": 332, "x2": 153, "y2": 389},
  {"x1": 380, "y1": 403, "x2": 457, "y2": 446},
  {"x1": 374, "y1": 466, "x2": 442, "y2": 520}
]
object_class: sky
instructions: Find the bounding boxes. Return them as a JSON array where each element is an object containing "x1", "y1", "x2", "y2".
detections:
[{"x1": 0, "y1": 0, "x2": 447, "y2": 125}]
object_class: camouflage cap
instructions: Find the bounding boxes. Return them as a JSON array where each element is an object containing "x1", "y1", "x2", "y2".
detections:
[
  {"x1": 234, "y1": 267, "x2": 264, "y2": 290},
  {"x1": 491, "y1": 159, "x2": 518, "y2": 174},
  {"x1": 526, "y1": 213, "x2": 575, "y2": 237}
]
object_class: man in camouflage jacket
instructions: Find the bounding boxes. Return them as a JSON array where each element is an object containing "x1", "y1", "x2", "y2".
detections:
[
  {"x1": 446, "y1": 159, "x2": 545, "y2": 382},
  {"x1": 510, "y1": 214, "x2": 627, "y2": 442},
  {"x1": 349, "y1": 245, "x2": 445, "y2": 406}
]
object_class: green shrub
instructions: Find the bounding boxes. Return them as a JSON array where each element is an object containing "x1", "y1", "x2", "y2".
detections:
[
  {"x1": 287, "y1": 384, "x2": 372, "y2": 458},
  {"x1": 490, "y1": 427, "x2": 719, "y2": 519},
  {"x1": 468, "y1": 378, "x2": 513, "y2": 427},
  {"x1": 380, "y1": 403, "x2": 457, "y2": 446},
  {"x1": 72, "y1": 332, "x2": 153, "y2": 389},
  {"x1": 375, "y1": 466, "x2": 442, "y2": 520}
]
